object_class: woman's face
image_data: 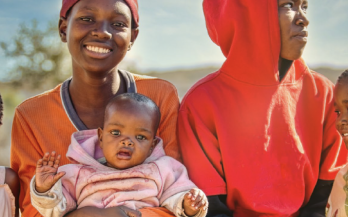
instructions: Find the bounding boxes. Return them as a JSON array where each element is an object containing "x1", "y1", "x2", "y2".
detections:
[
  {"x1": 59, "y1": 0, "x2": 138, "y2": 74},
  {"x1": 278, "y1": 0, "x2": 309, "y2": 60}
]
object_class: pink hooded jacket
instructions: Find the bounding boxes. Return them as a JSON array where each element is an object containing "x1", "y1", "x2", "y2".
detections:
[{"x1": 30, "y1": 130, "x2": 198, "y2": 216}]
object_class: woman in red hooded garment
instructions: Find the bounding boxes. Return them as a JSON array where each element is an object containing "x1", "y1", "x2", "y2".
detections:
[{"x1": 178, "y1": 0, "x2": 347, "y2": 216}]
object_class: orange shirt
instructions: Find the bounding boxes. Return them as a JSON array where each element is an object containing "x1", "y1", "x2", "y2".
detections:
[{"x1": 11, "y1": 72, "x2": 180, "y2": 217}]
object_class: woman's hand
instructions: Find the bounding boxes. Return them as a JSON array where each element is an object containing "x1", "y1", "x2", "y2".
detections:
[
  {"x1": 64, "y1": 206, "x2": 142, "y2": 217},
  {"x1": 35, "y1": 151, "x2": 66, "y2": 193}
]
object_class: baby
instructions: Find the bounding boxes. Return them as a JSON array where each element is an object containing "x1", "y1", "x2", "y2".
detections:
[{"x1": 30, "y1": 93, "x2": 208, "y2": 217}]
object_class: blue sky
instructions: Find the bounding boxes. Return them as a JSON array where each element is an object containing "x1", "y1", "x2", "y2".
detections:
[{"x1": 0, "y1": 0, "x2": 347, "y2": 76}]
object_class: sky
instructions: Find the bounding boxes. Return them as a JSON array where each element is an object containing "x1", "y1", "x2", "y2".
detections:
[{"x1": 0, "y1": 0, "x2": 347, "y2": 77}]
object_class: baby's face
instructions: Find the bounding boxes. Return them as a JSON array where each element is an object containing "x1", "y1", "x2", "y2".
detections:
[
  {"x1": 334, "y1": 81, "x2": 348, "y2": 148},
  {"x1": 98, "y1": 101, "x2": 157, "y2": 170}
]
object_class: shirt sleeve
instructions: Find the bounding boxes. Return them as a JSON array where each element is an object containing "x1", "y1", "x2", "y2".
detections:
[
  {"x1": 11, "y1": 109, "x2": 45, "y2": 217},
  {"x1": 177, "y1": 107, "x2": 226, "y2": 196},
  {"x1": 30, "y1": 176, "x2": 76, "y2": 217},
  {"x1": 298, "y1": 179, "x2": 333, "y2": 217},
  {"x1": 156, "y1": 82, "x2": 181, "y2": 162}
]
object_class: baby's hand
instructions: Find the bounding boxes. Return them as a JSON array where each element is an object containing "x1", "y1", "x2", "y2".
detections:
[
  {"x1": 35, "y1": 151, "x2": 66, "y2": 193},
  {"x1": 183, "y1": 188, "x2": 208, "y2": 216}
]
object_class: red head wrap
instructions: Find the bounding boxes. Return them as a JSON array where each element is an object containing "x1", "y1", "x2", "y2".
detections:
[{"x1": 60, "y1": 0, "x2": 139, "y2": 27}]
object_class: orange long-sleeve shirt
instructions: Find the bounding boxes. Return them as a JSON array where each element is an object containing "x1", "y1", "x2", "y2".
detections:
[{"x1": 11, "y1": 72, "x2": 180, "y2": 217}]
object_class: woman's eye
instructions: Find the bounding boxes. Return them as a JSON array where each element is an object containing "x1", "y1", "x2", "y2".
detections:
[
  {"x1": 80, "y1": 17, "x2": 93, "y2": 22},
  {"x1": 283, "y1": 3, "x2": 293, "y2": 8},
  {"x1": 136, "y1": 135, "x2": 146, "y2": 140},
  {"x1": 111, "y1": 130, "x2": 120, "y2": 136},
  {"x1": 113, "y1": 22, "x2": 126, "y2": 27},
  {"x1": 302, "y1": 5, "x2": 308, "y2": 13}
]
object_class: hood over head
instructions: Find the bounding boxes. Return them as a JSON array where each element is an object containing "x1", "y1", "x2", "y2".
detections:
[
  {"x1": 60, "y1": 0, "x2": 139, "y2": 28},
  {"x1": 203, "y1": 0, "x2": 305, "y2": 85}
]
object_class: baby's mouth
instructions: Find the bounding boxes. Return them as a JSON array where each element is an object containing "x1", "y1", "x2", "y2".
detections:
[{"x1": 117, "y1": 150, "x2": 132, "y2": 160}]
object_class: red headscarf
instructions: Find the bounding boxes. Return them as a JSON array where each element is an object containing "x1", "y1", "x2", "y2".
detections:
[{"x1": 60, "y1": 0, "x2": 139, "y2": 27}]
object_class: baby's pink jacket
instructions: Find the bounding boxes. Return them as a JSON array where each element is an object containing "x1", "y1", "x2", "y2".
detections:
[{"x1": 30, "y1": 129, "x2": 205, "y2": 217}]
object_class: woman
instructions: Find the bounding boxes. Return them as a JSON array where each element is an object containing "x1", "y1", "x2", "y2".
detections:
[{"x1": 11, "y1": 0, "x2": 180, "y2": 216}]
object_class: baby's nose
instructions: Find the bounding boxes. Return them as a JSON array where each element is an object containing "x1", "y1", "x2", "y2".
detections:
[{"x1": 121, "y1": 138, "x2": 134, "y2": 146}]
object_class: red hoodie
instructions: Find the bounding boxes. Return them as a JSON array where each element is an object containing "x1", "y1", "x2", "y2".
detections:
[{"x1": 178, "y1": 0, "x2": 347, "y2": 216}]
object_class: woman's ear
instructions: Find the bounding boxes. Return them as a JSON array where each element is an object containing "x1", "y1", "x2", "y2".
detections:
[
  {"x1": 58, "y1": 17, "x2": 68, "y2": 42},
  {"x1": 128, "y1": 28, "x2": 139, "y2": 51},
  {"x1": 97, "y1": 127, "x2": 103, "y2": 148}
]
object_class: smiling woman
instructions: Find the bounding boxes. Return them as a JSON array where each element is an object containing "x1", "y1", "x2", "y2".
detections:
[{"x1": 10, "y1": 0, "x2": 181, "y2": 217}]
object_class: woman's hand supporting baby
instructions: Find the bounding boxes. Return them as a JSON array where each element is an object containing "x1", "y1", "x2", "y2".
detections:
[
  {"x1": 183, "y1": 188, "x2": 208, "y2": 216},
  {"x1": 35, "y1": 151, "x2": 66, "y2": 193}
]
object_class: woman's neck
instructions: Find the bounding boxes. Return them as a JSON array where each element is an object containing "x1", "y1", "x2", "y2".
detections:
[
  {"x1": 278, "y1": 57, "x2": 293, "y2": 82},
  {"x1": 69, "y1": 67, "x2": 126, "y2": 129}
]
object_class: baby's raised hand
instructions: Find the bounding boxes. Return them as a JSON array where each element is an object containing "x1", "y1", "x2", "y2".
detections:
[
  {"x1": 35, "y1": 151, "x2": 66, "y2": 193},
  {"x1": 183, "y1": 188, "x2": 208, "y2": 216}
]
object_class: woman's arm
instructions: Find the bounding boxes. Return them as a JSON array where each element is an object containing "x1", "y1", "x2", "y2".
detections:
[
  {"x1": 64, "y1": 206, "x2": 141, "y2": 217},
  {"x1": 207, "y1": 195, "x2": 233, "y2": 217},
  {"x1": 5, "y1": 167, "x2": 20, "y2": 217},
  {"x1": 298, "y1": 179, "x2": 333, "y2": 217}
]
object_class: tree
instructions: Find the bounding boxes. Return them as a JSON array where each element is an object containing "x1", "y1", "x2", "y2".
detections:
[{"x1": 0, "y1": 19, "x2": 71, "y2": 90}]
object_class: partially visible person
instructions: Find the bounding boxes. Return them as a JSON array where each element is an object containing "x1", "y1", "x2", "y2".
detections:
[
  {"x1": 0, "y1": 94, "x2": 20, "y2": 217},
  {"x1": 30, "y1": 93, "x2": 207, "y2": 217},
  {"x1": 11, "y1": 0, "x2": 180, "y2": 216},
  {"x1": 326, "y1": 70, "x2": 348, "y2": 217},
  {"x1": 178, "y1": 0, "x2": 347, "y2": 216}
]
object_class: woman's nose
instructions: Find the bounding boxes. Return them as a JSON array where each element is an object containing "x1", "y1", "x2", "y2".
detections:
[
  {"x1": 295, "y1": 8, "x2": 309, "y2": 27},
  {"x1": 91, "y1": 21, "x2": 112, "y2": 39}
]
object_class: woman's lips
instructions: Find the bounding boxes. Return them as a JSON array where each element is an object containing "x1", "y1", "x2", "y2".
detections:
[{"x1": 83, "y1": 45, "x2": 113, "y2": 59}]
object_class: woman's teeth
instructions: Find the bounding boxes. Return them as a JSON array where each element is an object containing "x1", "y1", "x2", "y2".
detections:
[
  {"x1": 343, "y1": 133, "x2": 348, "y2": 136},
  {"x1": 86, "y1": 45, "x2": 111, "y2": 54}
]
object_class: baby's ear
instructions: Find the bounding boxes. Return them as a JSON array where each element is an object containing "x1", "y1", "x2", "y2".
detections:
[
  {"x1": 148, "y1": 138, "x2": 158, "y2": 155},
  {"x1": 97, "y1": 128, "x2": 103, "y2": 148},
  {"x1": 58, "y1": 17, "x2": 68, "y2": 42}
]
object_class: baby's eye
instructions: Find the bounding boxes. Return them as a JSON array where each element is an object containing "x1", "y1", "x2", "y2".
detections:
[
  {"x1": 110, "y1": 130, "x2": 120, "y2": 136},
  {"x1": 136, "y1": 135, "x2": 146, "y2": 140}
]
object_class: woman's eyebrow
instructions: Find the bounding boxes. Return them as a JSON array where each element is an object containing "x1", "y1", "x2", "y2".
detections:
[{"x1": 80, "y1": 6, "x2": 98, "y2": 12}]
